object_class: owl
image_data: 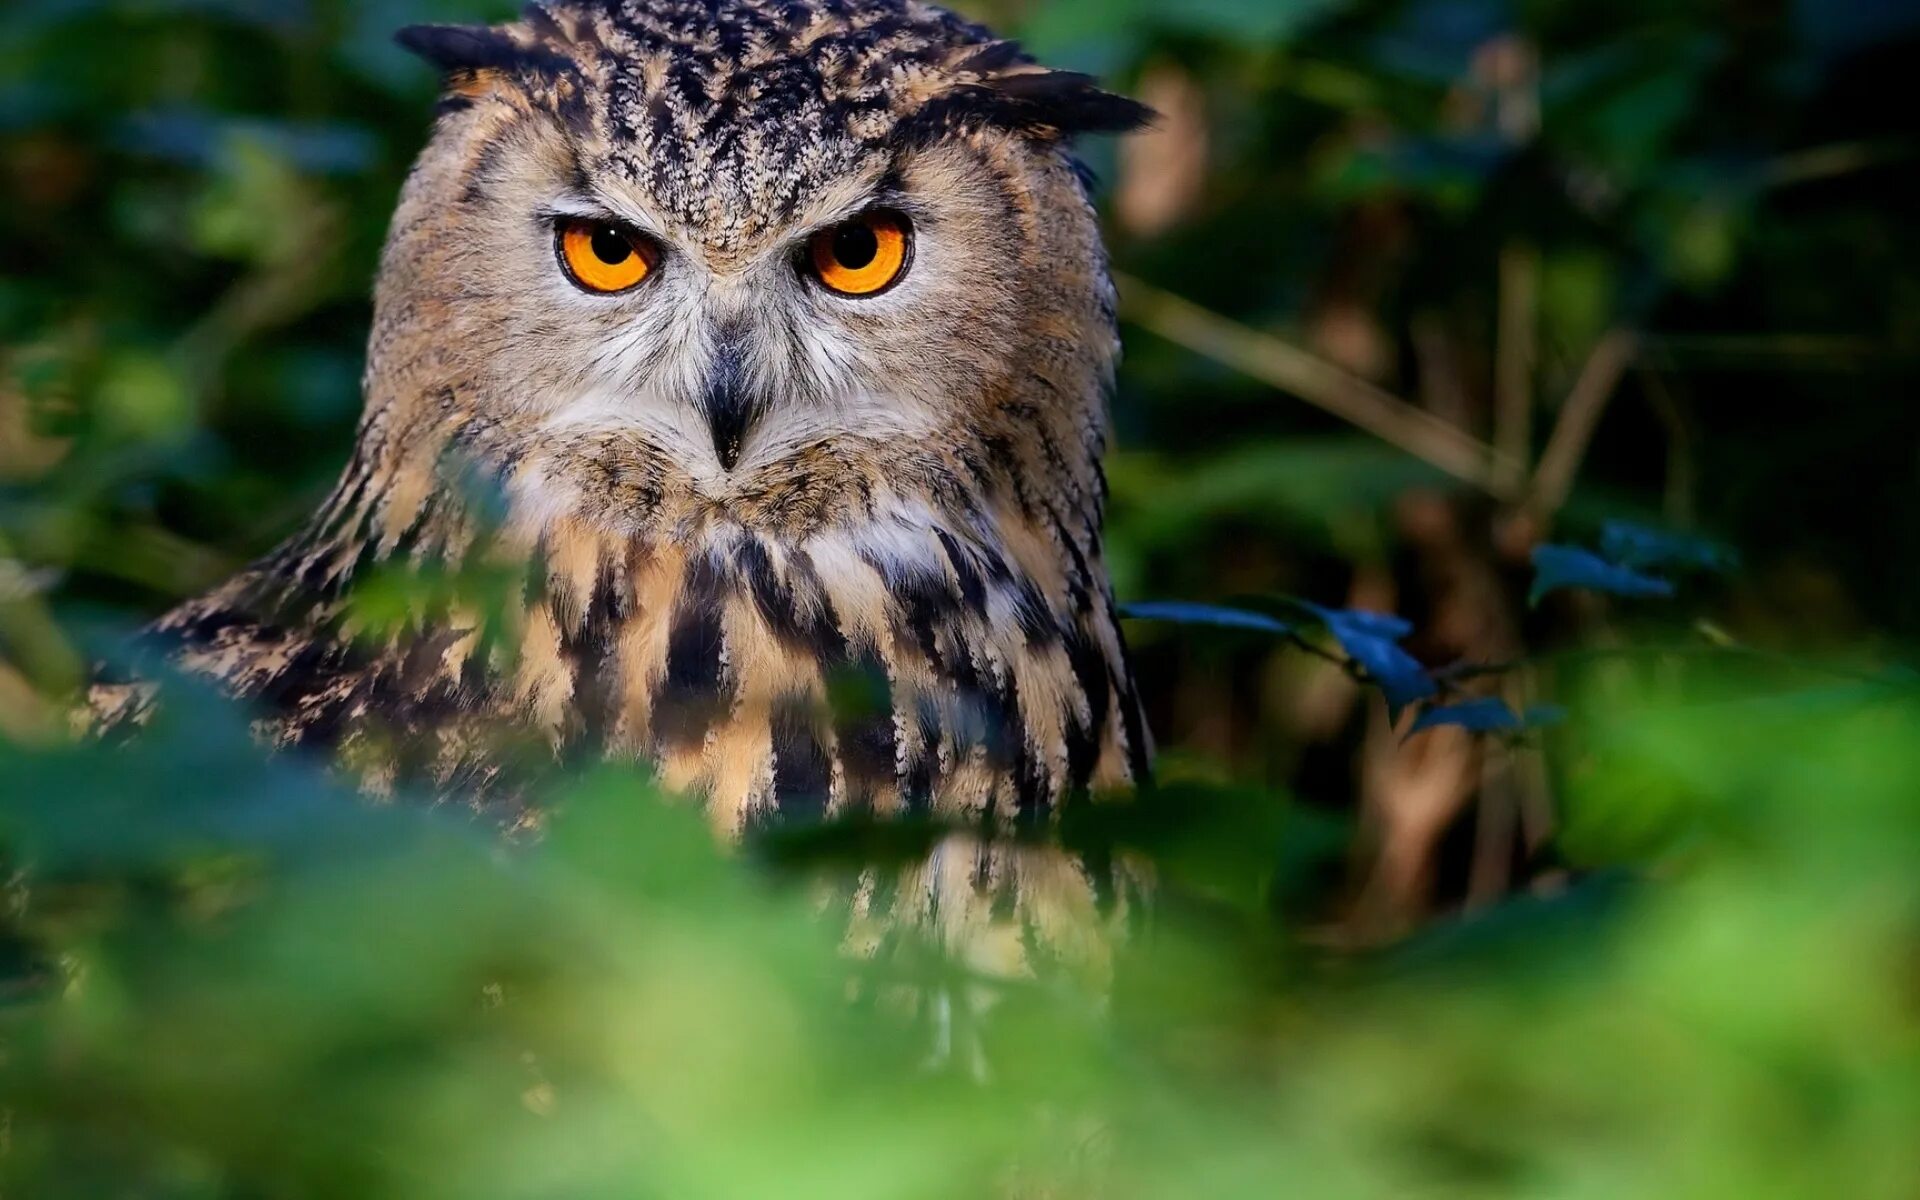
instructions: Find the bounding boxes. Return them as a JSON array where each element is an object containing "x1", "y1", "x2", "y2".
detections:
[{"x1": 99, "y1": 0, "x2": 1154, "y2": 977}]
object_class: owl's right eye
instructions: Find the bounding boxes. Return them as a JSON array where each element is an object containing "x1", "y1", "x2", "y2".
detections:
[{"x1": 556, "y1": 219, "x2": 657, "y2": 294}]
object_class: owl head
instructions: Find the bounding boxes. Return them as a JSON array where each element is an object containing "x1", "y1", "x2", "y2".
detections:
[{"x1": 370, "y1": 0, "x2": 1149, "y2": 541}]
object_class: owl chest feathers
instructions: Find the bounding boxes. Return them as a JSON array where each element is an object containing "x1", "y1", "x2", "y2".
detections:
[
  {"x1": 147, "y1": 430, "x2": 1148, "y2": 835},
  {"x1": 509, "y1": 509, "x2": 1146, "y2": 834}
]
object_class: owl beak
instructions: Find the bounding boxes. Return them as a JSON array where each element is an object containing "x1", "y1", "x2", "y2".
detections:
[{"x1": 702, "y1": 342, "x2": 760, "y2": 473}]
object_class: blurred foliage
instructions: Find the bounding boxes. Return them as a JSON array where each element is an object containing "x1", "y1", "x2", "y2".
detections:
[
  {"x1": 5, "y1": 0, "x2": 1920, "y2": 1195},
  {"x1": 6, "y1": 647, "x2": 1920, "y2": 1196}
]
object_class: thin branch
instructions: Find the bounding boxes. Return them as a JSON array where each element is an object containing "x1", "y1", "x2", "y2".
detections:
[
  {"x1": 1468, "y1": 766, "x2": 1518, "y2": 908},
  {"x1": 1524, "y1": 329, "x2": 1639, "y2": 517},
  {"x1": 1637, "y1": 364, "x2": 1697, "y2": 527},
  {"x1": 1762, "y1": 140, "x2": 1910, "y2": 190},
  {"x1": 1494, "y1": 243, "x2": 1539, "y2": 494},
  {"x1": 1489, "y1": 38, "x2": 1540, "y2": 497},
  {"x1": 1117, "y1": 273, "x2": 1523, "y2": 499},
  {"x1": 1410, "y1": 313, "x2": 1473, "y2": 428}
]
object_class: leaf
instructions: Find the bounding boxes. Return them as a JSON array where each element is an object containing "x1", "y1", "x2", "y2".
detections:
[
  {"x1": 1299, "y1": 602, "x2": 1436, "y2": 716},
  {"x1": 1408, "y1": 698, "x2": 1524, "y2": 736},
  {"x1": 1122, "y1": 600, "x2": 1435, "y2": 716},
  {"x1": 1406, "y1": 699, "x2": 1570, "y2": 738},
  {"x1": 1599, "y1": 520, "x2": 1738, "y2": 574},
  {"x1": 1297, "y1": 602, "x2": 1412, "y2": 641},
  {"x1": 1529, "y1": 545, "x2": 1676, "y2": 606},
  {"x1": 1119, "y1": 601, "x2": 1296, "y2": 636},
  {"x1": 1378, "y1": 870, "x2": 1636, "y2": 976},
  {"x1": 1541, "y1": 35, "x2": 1717, "y2": 182}
]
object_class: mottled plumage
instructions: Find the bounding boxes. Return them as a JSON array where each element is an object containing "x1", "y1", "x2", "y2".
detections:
[{"x1": 99, "y1": 0, "x2": 1153, "y2": 974}]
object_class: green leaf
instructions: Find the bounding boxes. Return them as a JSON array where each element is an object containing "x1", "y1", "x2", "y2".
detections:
[
  {"x1": 1120, "y1": 600, "x2": 1297, "y2": 636},
  {"x1": 1530, "y1": 544, "x2": 1677, "y2": 606},
  {"x1": 1599, "y1": 520, "x2": 1739, "y2": 575},
  {"x1": 1297, "y1": 601, "x2": 1436, "y2": 716}
]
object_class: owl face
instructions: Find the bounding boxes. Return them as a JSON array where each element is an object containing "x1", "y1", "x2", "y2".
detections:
[
  {"x1": 378, "y1": 0, "x2": 1148, "y2": 529},
  {"x1": 423, "y1": 117, "x2": 1046, "y2": 481}
]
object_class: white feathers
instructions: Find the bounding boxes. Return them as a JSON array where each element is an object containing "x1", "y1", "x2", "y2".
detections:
[{"x1": 528, "y1": 210, "x2": 947, "y2": 487}]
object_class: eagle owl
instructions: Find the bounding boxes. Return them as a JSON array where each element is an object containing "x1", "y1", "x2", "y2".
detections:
[{"x1": 106, "y1": 0, "x2": 1154, "y2": 971}]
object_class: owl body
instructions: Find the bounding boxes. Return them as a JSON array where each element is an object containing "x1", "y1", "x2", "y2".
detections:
[{"x1": 117, "y1": 0, "x2": 1151, "y2": 960}]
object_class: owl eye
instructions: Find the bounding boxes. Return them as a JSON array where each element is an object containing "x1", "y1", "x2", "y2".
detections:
[
  {"x1": 556, "y1": 218, "x2": 657, "y2": 294},
  {"x1": 807, "y1": 210, "x2": 911, "y2": 297}
]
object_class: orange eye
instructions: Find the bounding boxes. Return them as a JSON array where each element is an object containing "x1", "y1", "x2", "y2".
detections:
[
  {"x1": 808, "y1": 210, "x2": 911, "y2": 297},
  {"x1": 557, "y1": 219, "x2": 656, "y2": 294}
]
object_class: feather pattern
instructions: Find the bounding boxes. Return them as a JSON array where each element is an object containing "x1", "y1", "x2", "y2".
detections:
[{"x1": 100, "y1": 0, "x2": 1155, "y2": 979}]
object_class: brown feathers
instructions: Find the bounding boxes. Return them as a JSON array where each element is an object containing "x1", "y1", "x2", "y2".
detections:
[
  {"x1": 119, "y1": 0, "x2": 1156, "y2": 975},
  {"x1": 141, "y1": 404, "x2": 1148, "y2": 827}
]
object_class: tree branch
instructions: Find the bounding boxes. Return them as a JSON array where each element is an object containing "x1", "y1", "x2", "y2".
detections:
[
  {"x1": 1117, "y1": 273, "x2": 1523, "y2": 499},
  {"x1": 1524, "y1": 329, "x2": 1639, "y2": 517}
]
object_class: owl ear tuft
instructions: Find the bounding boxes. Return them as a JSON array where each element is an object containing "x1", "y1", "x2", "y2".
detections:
[
  {"x1": 398, "y1": 24, "x2": 520, "y2": 72},
  {"x1": 977, "y1": 68, "x2": 1157, "y2": 138},
  {"x1": 395, "y1": 23, "x2": 573, "y2": 100},
  {"x1": 897, "y1": 43, "x2": 1155, "y2": 147}
]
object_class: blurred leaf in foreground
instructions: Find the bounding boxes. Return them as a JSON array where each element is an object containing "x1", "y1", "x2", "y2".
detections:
[{"x1": 5, "y1": 639, "x2": 1920, "y2": 1199}]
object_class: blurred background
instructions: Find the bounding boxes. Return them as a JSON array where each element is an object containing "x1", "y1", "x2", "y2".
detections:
[{"x1": 4, "y1": 0, "x2": 1920, "y2": 1196}]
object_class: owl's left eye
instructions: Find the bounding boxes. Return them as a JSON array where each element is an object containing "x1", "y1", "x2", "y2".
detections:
[
  {"x1": 556, "y1": 218, "x2": 657, "y2": 294},
  {"x1": 807, "y1": 210, "x2": 912, "y2": 297}
]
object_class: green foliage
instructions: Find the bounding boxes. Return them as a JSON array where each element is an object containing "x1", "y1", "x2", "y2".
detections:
[{"x1": 6, "y1": 667, "x2": 1920, "y2": 1196}]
